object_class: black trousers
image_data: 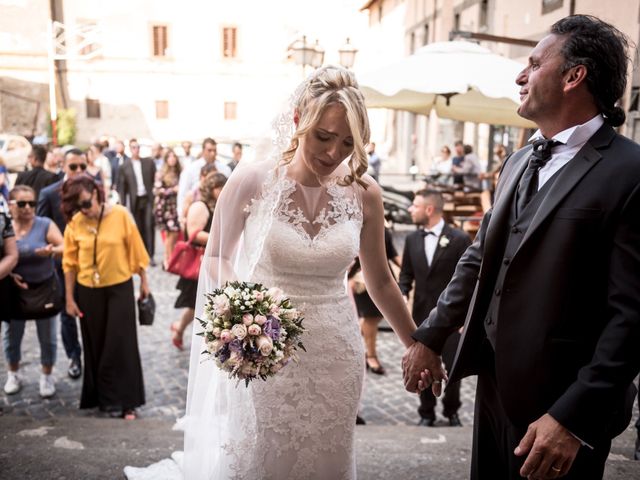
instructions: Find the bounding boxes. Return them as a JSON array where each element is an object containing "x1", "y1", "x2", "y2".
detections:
[
  {"x1": 471, "y1": 342, "x2": 611, "y2": 480},
  {"x1": 76, "y1": 278, "x2": 145, "y2": 411},
  {"x1": 133, "y1": 195, "x2": 154, "y2": 257},
  {"x1": 56, "y1": 262, "x2": 81, "y2": 361},
  {"x1": 419, "y1": 331, "x2": 462, "y2": 420}
]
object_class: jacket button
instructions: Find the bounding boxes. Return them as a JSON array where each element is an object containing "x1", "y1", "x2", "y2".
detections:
[
  {"x1": 511, "y1": 226, "x2": 521, "y2": 234},
  {"x1": 503, "y1": 258, "x2": 510, "y2": 265},
  {"x1": 494, "y1": 288, "x2": 501, "y2": 296},
  {"x1": 486, "y1": 317, "x2": 493, "y2": 325}
]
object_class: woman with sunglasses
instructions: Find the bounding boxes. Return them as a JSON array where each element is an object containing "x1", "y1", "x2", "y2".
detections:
[
  {"x1": 61, "y1": 175, "x2": 150, "y2": 420},
  {"x1": 3, "y1": 185, "x2": 63, "y2": 397}
]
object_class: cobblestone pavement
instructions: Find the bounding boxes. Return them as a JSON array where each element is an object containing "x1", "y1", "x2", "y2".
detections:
[{"x1": 0, "y1": 228, "x2": 635, "y2": 433}]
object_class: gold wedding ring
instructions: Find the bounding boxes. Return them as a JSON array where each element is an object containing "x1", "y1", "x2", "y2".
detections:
[
  {"x1": 432, "y1": 380, "x2": 442, "y2": 384},
  {"x1": 551, "y1": 466, "x2": 562, "y2": 473}
]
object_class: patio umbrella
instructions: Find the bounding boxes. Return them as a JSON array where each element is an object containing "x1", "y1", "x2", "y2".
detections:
[{"x1": 359, "y1": 41, "x2": 536, "y2": 128}]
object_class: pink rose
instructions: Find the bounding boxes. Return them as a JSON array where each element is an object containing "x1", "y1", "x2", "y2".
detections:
[
  {"x1": 267, "y1": 287, "x2": 283, "y2": 303},
  {"x1": 231, "y1": 324, "x2": 247, "y2": 340},
  {"x1": 220, "y1": 330, "x2": 233, "y2": 343},
  {"x1": 247, "y1": 324, "x2": 262, "y2": 336},
  {"x1": 256, "y1": 335, "x2": 274, "y2": 356},
  {"x1": 242, "y1": 313, "x2": 254, "y2": 326},
  {"x1": 269, "y1": 304, "x2": 281, "y2": 315},
  {"x1": 254, "y1": 314, "x2": 267, "y2": 326}
]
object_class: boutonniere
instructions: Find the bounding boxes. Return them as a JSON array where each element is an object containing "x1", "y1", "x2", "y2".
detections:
[{"x1": 439, "y1": 236, "x2": 450, "y2": 248}]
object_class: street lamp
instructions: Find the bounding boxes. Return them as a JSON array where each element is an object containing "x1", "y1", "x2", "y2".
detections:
[
  {"x1": 290, "y1": 36, "x2": 317, "y2": 69},
  {"x1": 338, "y1": 38, "x2": 358, "y2": 69}
]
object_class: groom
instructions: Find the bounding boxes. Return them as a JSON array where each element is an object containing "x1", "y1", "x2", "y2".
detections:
[{"x1": 402, "y1": 15, "x2": 640, "y2": 480}]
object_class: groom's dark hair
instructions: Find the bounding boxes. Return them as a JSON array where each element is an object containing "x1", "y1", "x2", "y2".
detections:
[{"x1": 551, "y1": 15, "x2": 631, "y2": 127}]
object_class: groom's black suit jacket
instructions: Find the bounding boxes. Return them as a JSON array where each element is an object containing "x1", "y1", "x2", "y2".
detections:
[
  {"x1": 413, "y1": 124, "x2": 640, "y2": 447},
  {"x1": 399, "y1": 224, "x2": 471, "y2": 325}
]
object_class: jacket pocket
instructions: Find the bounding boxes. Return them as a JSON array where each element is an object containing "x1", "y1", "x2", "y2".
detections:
[{"x1": 555, "y1": 207, "x2": 602, "y2": 220}]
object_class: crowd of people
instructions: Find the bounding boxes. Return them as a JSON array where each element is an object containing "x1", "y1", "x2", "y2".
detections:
[{"x1": 0, "y1": 137, "x2": 240, "y2": 420}]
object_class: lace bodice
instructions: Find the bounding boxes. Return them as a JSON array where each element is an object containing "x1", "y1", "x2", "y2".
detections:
[{"x1": 249, "y1": 176, "x2": 362, "y2": 298}]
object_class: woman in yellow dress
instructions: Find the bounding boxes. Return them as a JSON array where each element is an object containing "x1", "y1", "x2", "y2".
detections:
[{"x1": 61, "y1": 175, "x2": 150, "y2": 420}]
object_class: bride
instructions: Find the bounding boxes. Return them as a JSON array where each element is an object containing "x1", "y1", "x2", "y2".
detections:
[{"x1": 128, "y1": 65, "x2": 419, "y2": 480}]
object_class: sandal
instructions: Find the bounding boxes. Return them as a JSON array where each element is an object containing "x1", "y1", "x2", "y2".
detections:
[
  {"x1": 170, "y1": 322, "x2": 183, "y2": 350},
  {"x1": 123, "y1": 409, "x2": 137, "y2": 420},
  {"x1": 365, "y1": 355, "x2": 386, "y2": 375}
]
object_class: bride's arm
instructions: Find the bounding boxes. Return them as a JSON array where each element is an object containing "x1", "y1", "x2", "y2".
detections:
[{"x1": 358, "y1": 180, "x2": 416, "y2": 348}]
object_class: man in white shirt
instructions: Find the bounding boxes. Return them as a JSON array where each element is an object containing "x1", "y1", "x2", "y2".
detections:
[
  {"x1": 177, "y1": 137, "x2": 231, "y2": 216},
  {"x1": 399, "y1": 190, "x2": 471, "y2": 428},
  {"x1": 403, "y1": 15, "x2": 640, "y2": 480}
]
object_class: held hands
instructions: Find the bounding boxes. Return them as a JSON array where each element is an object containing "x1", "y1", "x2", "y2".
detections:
[
  {"x1": 401, "y1": 341, "x2": 448, "y2": 397},
  {"x1": 515, "y1": 413, "x2": 581, "y2": 479}
]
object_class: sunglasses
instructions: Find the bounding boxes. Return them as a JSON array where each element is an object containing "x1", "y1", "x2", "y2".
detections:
[
  {"x1": 68, "y1": 163, "x2": 88, "y2": 172},
  {"x1": 13, "y1": 200, "x2": 37, "y2": 208},
  {"x1": 78, "y1": 199, "x2": 93, "y2": 210}
]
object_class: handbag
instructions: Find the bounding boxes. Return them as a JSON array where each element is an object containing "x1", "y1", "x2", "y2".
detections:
[
  {"x1": 137, "y1": 293, "x2": 156, "y2": 326},
  {"x1": 166, "y1": 229, "x2": 203, "y2": 280},
  {"x1": 16, "y1": 275, "x2": 64, "y2": 320}
]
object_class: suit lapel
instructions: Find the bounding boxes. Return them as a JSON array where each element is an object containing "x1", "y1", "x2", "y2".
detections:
[
  {"x1": 514, "y1": 125, "x2": 613, "y2": 256},
  {"x1": 428, "y1": 224, "x2": 451, "y2": 274}
]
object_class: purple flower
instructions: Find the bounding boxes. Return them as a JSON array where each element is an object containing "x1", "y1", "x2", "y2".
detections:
[
  {"x1": 263, "y1": 316, "x2": 281, "y2": 341},
  {"x1": 229, "y1": 339, "x2": 243, "y2": 354},
  {"x1": 217, "y1": 344, "x2": 230, "y2": 363}
]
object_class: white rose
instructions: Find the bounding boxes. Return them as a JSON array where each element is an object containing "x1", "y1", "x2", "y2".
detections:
[
  {"x1": 205, "y1": 323, "x2": 214, "y2": 333},
  {"x1": 213, "y1": 295, "x2": 231, "y2": 315},
  {"x1": 231, "y1": 323, "x2": 248, "y2": 340},
  {"x1": 223, "y1": 286, "x2": 236, "y2": 297},
  {"x1": 212, "y1": 327, "x2": 221, "y2": 337},
  {"x1": 207, "y1": 340, "x2": 220, "y2": 354},
  {"x1": 256, "y1": 335, "x2": 274, "y2": 356}
]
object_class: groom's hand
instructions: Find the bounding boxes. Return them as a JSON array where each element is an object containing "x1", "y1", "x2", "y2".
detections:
[
  {"x1": 402, "y1": 342, "x2": 447, "y2": 395},
  {"x1": 515, "y1": 413, "x2": 581, "y2": 479}
]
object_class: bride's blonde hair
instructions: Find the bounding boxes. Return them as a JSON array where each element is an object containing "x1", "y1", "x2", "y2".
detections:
[{"x1": 281, "y1": 65, "x2": 371, "y2": 188}]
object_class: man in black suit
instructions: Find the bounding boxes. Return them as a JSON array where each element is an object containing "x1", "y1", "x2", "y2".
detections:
[
  {"x1": 108, "y1": 140, "x2": 129, "y2": 194},
  {"x1": 402, "y1": 15, "x2": 640, "y2": 480},
  {"x1": 14, "y1": 145, "x2": 58, "y2": 199},
  {"x1": 37, "y1": 148, "x2": 88, "y2": 379},
  {"x1": 117, "y1": 138, "x2": 156, "y2": 261},
  {"x1": 398, "y1": 190, "x2": 470, "y2": 427}
]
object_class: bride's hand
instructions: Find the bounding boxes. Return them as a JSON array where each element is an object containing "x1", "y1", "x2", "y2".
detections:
[{"x1": 402, "y1": 342, "x2": 447, "y2": 395}]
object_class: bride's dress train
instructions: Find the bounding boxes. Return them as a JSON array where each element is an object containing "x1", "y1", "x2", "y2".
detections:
[{"x1": 125, "y1": 171, "x2": 365, "y2": 479}]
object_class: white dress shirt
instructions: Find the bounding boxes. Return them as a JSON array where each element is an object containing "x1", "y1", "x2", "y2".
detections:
[
  {"x1": 529, "y1": 114, "x2": 604, "y2": 190},
  {"x1": 423, "y1": 218, "x2": 445, "y2": 265},
  {"x1": 177, "y1": 158, "x2": 232, "y2": 214},
  {"x1": 131, "y1": 158, "x2": 146, "y2": 196}
]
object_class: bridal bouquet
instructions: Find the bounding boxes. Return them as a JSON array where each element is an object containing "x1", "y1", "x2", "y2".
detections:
[{"x1": 197, "y1": 281, "x2": 306, "y2": 386}]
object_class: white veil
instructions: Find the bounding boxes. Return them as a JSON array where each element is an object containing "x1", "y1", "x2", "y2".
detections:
[{"x1": 181, "y1": 83, "x2": 301, "y2": 479}]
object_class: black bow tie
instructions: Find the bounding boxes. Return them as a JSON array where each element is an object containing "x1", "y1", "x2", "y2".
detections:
[
  {"x1": 420, "y1": 230, "x2": 436, "y2": 237},
  {"x1": 530, "y1": 138, "x2": 562, "y2": 168}
]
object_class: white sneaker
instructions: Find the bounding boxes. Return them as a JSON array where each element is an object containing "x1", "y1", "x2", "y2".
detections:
[
  {"x1": 39, "y1": 374, "x2": 56, "y2": 398},
  {"x1": 4, "y1": 371, "x2": 21, "y2": 395}
]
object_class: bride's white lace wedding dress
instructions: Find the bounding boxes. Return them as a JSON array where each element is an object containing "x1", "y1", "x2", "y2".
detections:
[{"x1": 125, "y1": 165, "x2": 366, "y2": 480}]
